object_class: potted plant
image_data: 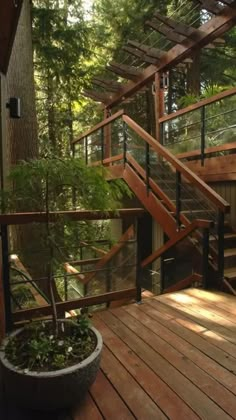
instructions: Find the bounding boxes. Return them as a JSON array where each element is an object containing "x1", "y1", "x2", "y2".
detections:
[{"x1": 0, "y1": 157, "x2": 130, "y2": 409}]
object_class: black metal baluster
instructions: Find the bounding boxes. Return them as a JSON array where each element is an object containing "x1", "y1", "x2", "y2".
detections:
[
  {"x1": 123, "y1": 121, "x2": 127, "y2": 166},
  {"x1": 202, "y1": 227, "x2": 210, "y2": 289},
  {"x1": 146, "y1": 142, "x2": 150, "y2": 194},
  {"x1": 85, "y1": 136, "x2": 88, "y2": 165},
  {"x1": 201, "y1": 105, "x2": 206, "y2": 167},
  {"x1": 176, "y1": 170, "x2": 181, "y2": 230},
  {"x1": 136, "y1": 218, "x2": 142, "y2": 303},
  {"x1": 1, "y1": 224, "x2": 13, "y2": 332},
  {"x1": 217, "y1": 210, "x2": 225, "y2": 288},
  {"x1": 101, "y1": 127, "x2": 104, "y2": 164}
]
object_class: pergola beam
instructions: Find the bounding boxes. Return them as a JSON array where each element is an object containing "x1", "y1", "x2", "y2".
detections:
[
  {"x1": 107, "y1": 61, "x2": 143, "y2": 81},
  {"x1": 105, "y1": 3, "x2": 236, "y2": 108},
  {"x1": 123, "y1": 46, "x2": 157, "y2": 64},
  {"x1": 146, "y1": 19, "x2": 186, "y2": 43}
]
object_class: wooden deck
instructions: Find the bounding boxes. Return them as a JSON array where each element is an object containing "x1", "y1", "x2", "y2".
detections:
[{"x1": 1, "y1": 288, "x2": 236, "y2": 419}]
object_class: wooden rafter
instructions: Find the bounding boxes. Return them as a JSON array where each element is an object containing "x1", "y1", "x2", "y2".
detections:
[
  {"x1": 146, "y1": 19, "x2": 186, "y2": 44},
  {"x1": 218, "y1": 0, "x2": 235, "y2": 5},
  {"x1": 92, "y1": 78, "x2": 124, "y2": 92},
  {"x1": 105, "y1": 2, "x2": 236, "y2": 108},
  {"x1": 123, "y1": 46, "x2": 157, "y2": 64},
  {"x1": 83, "y1": 89, "x2": 112, "y2": 103},
  {"x1": 154, "y1": 12, "x2": 225, "y2": 46},
  {"x1": 127, "y1": 40, "x2": 164, "y2": 59},
  {"x1": 107, "y1": 61, "x2": 143, "y2": 81}
]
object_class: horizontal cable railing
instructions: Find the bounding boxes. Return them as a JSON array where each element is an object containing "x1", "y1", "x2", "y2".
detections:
[
  {"x1": 0, "y1": 210, "x2": 144, "y2": 326},
  {"x1": 75, "y1": 112, "x2": 231, "y2": 288},
  {"x1": 141, "y1": 220, "x2": 213, "y2": 294},
  {"x1": 159, "y1": 88, "x2": 236, "y2": 163}
]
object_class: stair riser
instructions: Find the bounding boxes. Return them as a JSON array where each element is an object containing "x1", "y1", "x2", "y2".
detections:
[{"x1": 224, "y1": 255, "x2": 236, "y2": 269}]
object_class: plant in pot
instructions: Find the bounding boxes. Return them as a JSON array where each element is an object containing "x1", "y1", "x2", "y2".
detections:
[{"x1": 0, "y1": 157, "x2": 130, "y2": 410}]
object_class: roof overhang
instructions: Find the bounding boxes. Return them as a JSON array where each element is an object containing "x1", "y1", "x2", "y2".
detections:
[{"x1": 0, "y1": 0, "x2": 23, "y2": 74}]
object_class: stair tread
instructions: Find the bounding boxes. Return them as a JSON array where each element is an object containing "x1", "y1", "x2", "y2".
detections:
[
  {"x1": 224, "y1": 267, "x2": 236, "y2": 279},
  {"x1": 224, "y1": 232, "x2": 236, "y2": 239},
  {"x1": 224, "y1": 248, "x2": 236, "y2": 257}
]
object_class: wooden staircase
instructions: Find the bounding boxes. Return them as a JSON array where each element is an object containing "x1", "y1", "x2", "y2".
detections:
[{"x1": 73, "y1": 111, "x2": 236, "y2": 295}]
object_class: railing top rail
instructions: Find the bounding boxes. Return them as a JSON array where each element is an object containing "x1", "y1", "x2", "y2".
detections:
[
  {"x1": 159, "y1": 87, "x2": 236, "y2": 124},
  {"x1": 72, "y1": 109, "x2": 125, "y2": 145},
  {"x1": 176, "y1": 141, "x2": 236, "y2": 160},
  {"x1": 141, "y1": 219, "x2": 213, "y2": 268},
  {"x1": 123, "y1": 115, "x2": 230, "y2": 213},
  {"x1": 0, "y1": 208, "x2": 146, "y2": 225}
]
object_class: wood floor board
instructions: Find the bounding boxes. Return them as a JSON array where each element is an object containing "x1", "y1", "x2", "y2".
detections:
[
  {"x1": 89, "y1": 369, "x2": 134, "y2": 420},
  {"x1": 123, "y1": 303, "x2": 236, "y2": 417},
  {"x1": 146, "y1": 299, "x2": 236, "y2": 372},
  {"x1": 99, "y1": 309, "x2": 230, "y2": 420},
  {"x1": 93, "y1": 316, "x2": 197, "y2": 420},
  {"x1": 3, "y1": 289, "x2": 236, "y2": 420},
  {"x1": 101, "y1": 345, "x2": 167, "y2": 419},
  {"x1": 156, "y1": 294, "x2": 236, "y2": 345}
]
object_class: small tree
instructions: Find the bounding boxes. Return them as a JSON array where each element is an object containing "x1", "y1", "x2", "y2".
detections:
[{"x1": 3, "y1": 157, "x2": 131, "y2": 334}]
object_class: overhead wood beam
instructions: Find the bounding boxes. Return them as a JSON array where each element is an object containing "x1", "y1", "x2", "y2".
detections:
[
  {"x1": 123, "y1": 46, "x2": 157, "y2": 64},
  {"x1": 83, "y1": 89, "x2": 112, "y2": 103},
  {"x1": 218, "y1": 0, "x2": 235, "y2": 5},
  {"x1": 107, "y1": 61, "x2": 143, "y2": 81},
  {"x1": 146, "y1": 19, "x2": 186, "y2": 43},
  {"x1": 196, "y1": 0, "x2": 224, "y2": 14},
  {"x1": 154, "y1": 12, "x2": 225, "y2": 46},
  {"x1": 127, "y1": 40, "x2": 165, "y2": 59},
  {"x1": 92, "y1": 78, "x2": 123, "y2": 92},
  {"x1": 105, "y1": 3, "x2": 236, "y2": 108}
]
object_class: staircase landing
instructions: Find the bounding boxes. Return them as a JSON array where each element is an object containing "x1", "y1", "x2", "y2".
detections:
[{"x1": 1, "y1": 289, "x2": 236, "y2": 419}]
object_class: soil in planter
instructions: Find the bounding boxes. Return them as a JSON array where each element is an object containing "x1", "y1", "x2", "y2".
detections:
[{"x1": 4, "y1": 318, "x2": 97, "y2": 372}]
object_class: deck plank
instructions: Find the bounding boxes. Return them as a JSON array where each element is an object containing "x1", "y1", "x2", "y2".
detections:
[
  {"x1": 156, "y1": 293, "x2": 236, "y2": 344},
  {"x1": 99, "y1": 309, "x2": 231, "y2": 419},
  {"x1": 93, "y1": 316, "x2": 197, "y2": 420},
  {"x1": 124, "y1": 303, "x2": 236, "y2": 418},
  {"x1": 147, "y1": 298, "x2": 236, "y2": 372},
  {"x1": 90, "y1": 369, "x2": 134, "y2": 420},
  {"x1": 101, "y1": 345, "x2": 167, "y2": 419},
  {"x1": 72, "y1": 393, "x2": 103, "y2": 420}
]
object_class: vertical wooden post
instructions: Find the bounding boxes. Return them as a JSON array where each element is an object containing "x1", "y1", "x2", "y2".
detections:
[
  {"x1": 154, "y1": 72, "x2": 165, "y2": 142},
  {"x1": 104, "y1": 107, "x2": 111, "y2": 163}
]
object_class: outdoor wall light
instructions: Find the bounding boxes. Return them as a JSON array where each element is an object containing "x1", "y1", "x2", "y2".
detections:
[{"x1": 6, "y1": 97, "x2": 21, "y2": 119}]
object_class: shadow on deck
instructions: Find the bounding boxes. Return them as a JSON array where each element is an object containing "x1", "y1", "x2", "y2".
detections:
[{"x1": 1, "y1": 288, "x2": 236, "y2": 419}]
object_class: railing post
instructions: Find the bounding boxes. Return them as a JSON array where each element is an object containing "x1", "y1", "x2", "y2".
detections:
[
  {"x1": 201, "y1": 105, "x2": 206, "y2": 167},
  {"x1": 202, "y1": 227, "x2": 210, "y2": 289},
  {"x1": 106, "y1": 261, "x2": 112, "y2": 308},
  {"x1": 146, "y1": 142, "x2": 150, "y2": 194},
  {"x1": 136, "y1": 218, "x2": 142, "y2": 303},
  {"x1": 85, "y1": 136, "x2": 88, "y2": 165},
  {"x1": 123, "y1": 121, "x2": 127, "y2": 166},
  {"x1": 217, "y1": 210, "x2": 225, "y2": 287},
  {"x1": 175, "y1": 170, "x2": 181, "y2": 230},
  {"x1": 1, "y1": 224, "x2": 13, "y2": 332}
]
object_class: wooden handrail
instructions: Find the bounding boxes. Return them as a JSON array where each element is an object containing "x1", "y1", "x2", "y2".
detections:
[
  {"x1": 141, "y1": 219, "x2": 213, "y2": 268},
  {"x1": 126, "y1": 153, "x2": 190, "y2": 227},
  {"x1": 13, "y1": 288, "x2": 137, "y2": 322},
  {"x1": 176, "y1": 142, "x2": 236, "y2": 160},
  {"x1": 72, "y1": 109, "x2": 125, "y2": 145},
  {"x1": 159, "y1": 87, "x2": 236, "y2": 124},
  {"x1": 0, "y1": 208, "x2": 146, "y2": 225},
  {"x1": 123, "y1": 115, "x2": 230, "y2": 213}
]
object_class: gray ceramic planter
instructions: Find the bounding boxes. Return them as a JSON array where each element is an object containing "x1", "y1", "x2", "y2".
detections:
[{"x1": 0, "y1": 323, "x2": 102, "y2": 410}]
